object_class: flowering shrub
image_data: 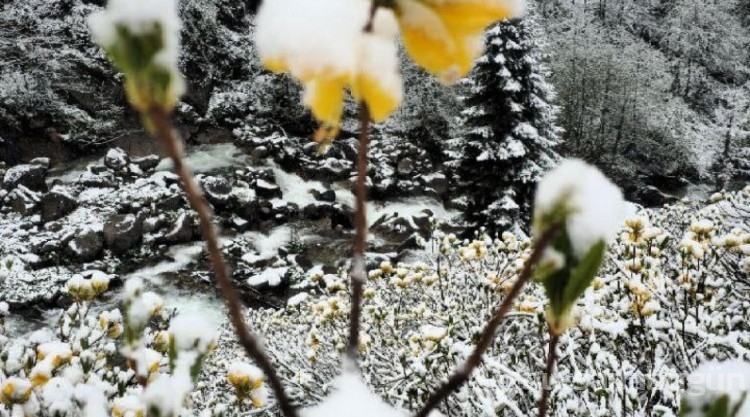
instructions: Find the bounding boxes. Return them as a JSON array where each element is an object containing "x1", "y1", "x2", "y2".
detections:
[
  {"x1": 195, "y1": 186, "x2": 750, "y2": 417},
  {"x1": 0, "y1": 273, "x2": 222, "y2": 417}
]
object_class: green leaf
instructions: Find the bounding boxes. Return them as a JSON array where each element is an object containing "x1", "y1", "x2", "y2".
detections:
[
  {"x1": 561, "y1": 240, "x2": 606, "y2": 309},
  {"x1": 679, "y1": 393, "x2": 732, "y2": 417}
]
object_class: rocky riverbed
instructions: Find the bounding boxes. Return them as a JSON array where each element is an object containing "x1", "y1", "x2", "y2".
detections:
[{"x1": 0, "y1": 134, "x2": 459, "y2": 336}]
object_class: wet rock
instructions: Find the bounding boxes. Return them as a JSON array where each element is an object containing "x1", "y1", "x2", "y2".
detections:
[
  {"x1": 29, "y1": 157, "x2": 51, "y2": 170},
  {"x1": 420, "y1": 173, "x2": 448, "y2": 195},
  {"x1": 103, "y1": 214, "x2": 144, "y2": 254},
  {"x1": 330, "y1": 204, "x2": 354, "y2": 230},
  {"x1": 155, "y1": 194, "x2": 184, "y2": 212},
  {"x1": 160, "y1": 212, "x2": 194, "y2": 244},
  {"x1": 411, "y1": 209, "x2": 434, "y2": 233},
  {"x1": 88, "y1": 164, "x2": 109, "y2": 175},
  {"x1": 40, "y1": 191, "x2": 77, "y2": 222},
  {"x1": 66, "y1": 228, "x2": 104, "y2": 262},
  {"x1": 202, "y1": 176, "x2": 233, "y2": 208},
  {"x1": 150, "y1": 171, "x2": 181, "y2": 187},
  {"x1": 397, "y1": 158, "x2": 414, "y2": 176},
  {"x1": 104, "y1": 148, "x2": 129, "y2": 171},
  {"x1": 638, "y1": 186, "x2": 678, "y2": 207},
  {"x1": 254, "y1": 179, "x2": 282, "y2": 199},
  {"x1": 398, "y1": 233, "x2": 426, "y2": 252},
  {"x1": 132, "y1": 155, "x2": 161, "y2": 172},
  {"x1": 303, "y1": 202, "x2": 331, "y2": 220},
  {"x1": 313, "y1": 189, "x2": 336, "y2": 203},
  {"x1": 231, "y1": 216, "x2": 250, "y2": 231},
  {"x1": 3, "y1": 186, "x2": 40, "y2": 215},
  {"x1": 251, "y1": 146, "x2": 270, "y2": 160},
  {"x1": 3, "y1": 164, "x2": 47, "y2": 192},
  {"x1": 371, "y1": 213, "x2": 414, "y2": 236},
  {"x1": 77, "y1": 171, "x2": 117, "y2": 188}
]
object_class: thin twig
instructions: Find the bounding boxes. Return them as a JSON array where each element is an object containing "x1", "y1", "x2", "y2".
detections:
[
  {"x1": 146, "y1": 106, "x2": 299, "y2": 417},
  {"x1": 414, "y1": 224, "x2": 560, "y2": 417},
  {"x1": 538, "y1": 332, "x2": 560, "y2": 417},
  {"x1": 347, "y1": 103, "x2": 371, "y2": 361}
]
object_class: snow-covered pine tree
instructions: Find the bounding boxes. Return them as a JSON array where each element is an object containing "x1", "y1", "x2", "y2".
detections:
[{"x1": 448, "y1": 15, "x2": 562, "y2": 235}]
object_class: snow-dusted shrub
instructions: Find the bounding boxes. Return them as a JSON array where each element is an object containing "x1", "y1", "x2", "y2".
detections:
[
  {"x1": 211, "y1": 187, "x2": 750, "y2": 417},
  {"x1": 0, "y1": 272, "x2": 226, "y2": 417}
]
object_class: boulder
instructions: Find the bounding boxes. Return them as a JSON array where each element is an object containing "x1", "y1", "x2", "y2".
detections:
[
  {"x1": 104, "y1": 148, "x2": 129, "y2": 171},
  {"x1": 155, "y1": 194, "x2": 184, "y2": 211},
  {"x1": 29, "y1": 157, "x2": 51, "y2": 170},
  {"x1": 411, "y1": 209, "x2": 434, "y2": 233},
  {"x1": 3, "y1": 186, "x2": 40, "y2": 215},
  {"x1": 313, "y1": 189, "x2": 336, "y2": 203},
  {"x1": 40, "y1": 191, "x2": 77, "y2": 222},
  {"x1": 77, "y1": 171, "x2": 117, "y2": 188},
  {"x1": 637, "y1": 186, "x2": 678, "y2": 207},
  {"x1": 132, "y1": 155, "x2": 161, "y2": 172},
  {"x1": 330, "y1": 204, "x2": 355, "y2": 230},
  {"x1": 396, "y1": 158, "x2": 414, "y2": 176},
  {"x1": 3, "y1": 164, "x2": 47, "y2": 192},
  {"x1": 103, "y1": 214, "x2": 144, "y2": 254},
  {"x1": 420, "y1": 173, "x2": 448, "y2": 195},
  {"x1": 254, "y1": 179, "x2": 282, "y2": 199},
  {"x1": 159, "y1": 212, "x2": 194, "y2": 244},
  {"x1": 303, "y1": 202, "x2": 331, "y2": 220},
  {"x1": 251, "y1": 146, "x2": 270, "y2": 160},
  {"x1": 202, "y1": 176, "x2": 233, "y2": 208},
  {"x1": 66, "y1": 228, "x2": 104, "y2": 262}
]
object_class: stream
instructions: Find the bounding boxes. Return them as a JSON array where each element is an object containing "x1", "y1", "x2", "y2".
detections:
[{"x1": 8, "y1": 143, "x2": 458, "y2": 337}]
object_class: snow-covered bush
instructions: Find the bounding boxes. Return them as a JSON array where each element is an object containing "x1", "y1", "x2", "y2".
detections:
[
  {"x1": 0, "y1": 273, "x2": 224, "y2": 417},
  {"x1": 203, "y1": 186, "x2": 750, "y2": 417}
]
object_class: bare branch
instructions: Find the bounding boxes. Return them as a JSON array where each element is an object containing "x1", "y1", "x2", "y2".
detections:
[
  {"x1": 538, "y1": 332, "x2": 560, "y2": 417},
  {"x1": 348, "y1": 103, "x2": 371, "y2": 362}
]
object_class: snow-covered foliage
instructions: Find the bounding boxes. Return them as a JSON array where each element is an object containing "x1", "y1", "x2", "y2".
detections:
[
  {"x1": 448, "y1": 14, "x2": 561, "y2": 233},
  {"x1": 539, "y1": 0, "x2": 750, "y2": 194},
  {"x1": 193, "y1": 186, "x2": 750, "y2": 417},
  {"x1": 0, "y1": 274, "x2": 227, "y2": 417}
]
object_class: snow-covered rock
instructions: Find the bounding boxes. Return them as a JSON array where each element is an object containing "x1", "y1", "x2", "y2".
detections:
[{"x1": 3, "y1": 164, "x2": 47, "y2": 192}]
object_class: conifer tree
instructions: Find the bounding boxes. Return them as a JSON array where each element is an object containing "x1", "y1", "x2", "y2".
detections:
[{"x1": 448, "y1": 15, "x2": 562, "y2": 235}]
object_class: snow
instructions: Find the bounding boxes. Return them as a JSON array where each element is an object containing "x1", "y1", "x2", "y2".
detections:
[
  {"x1": 240, "y1": 226, "x2": 292, "y2": 265},
  {"x1": 303, "y1": 368, "x2": 405, "y2": 417},
  {"x1": 256, "y1": 0, "x2": 397, "y2": 82},
  {"x1": 169, "y1": 312, "x2": 217, "y2": 353},
  {"x1": 288, "y1": 293, "x2": 310, "y2": 306},
  {"x1": 247, "y1": 267, "x2": 288, "y2": 287},
  {"x1": 535, "y1": 158, "x2": 626, "y2": 257}
]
